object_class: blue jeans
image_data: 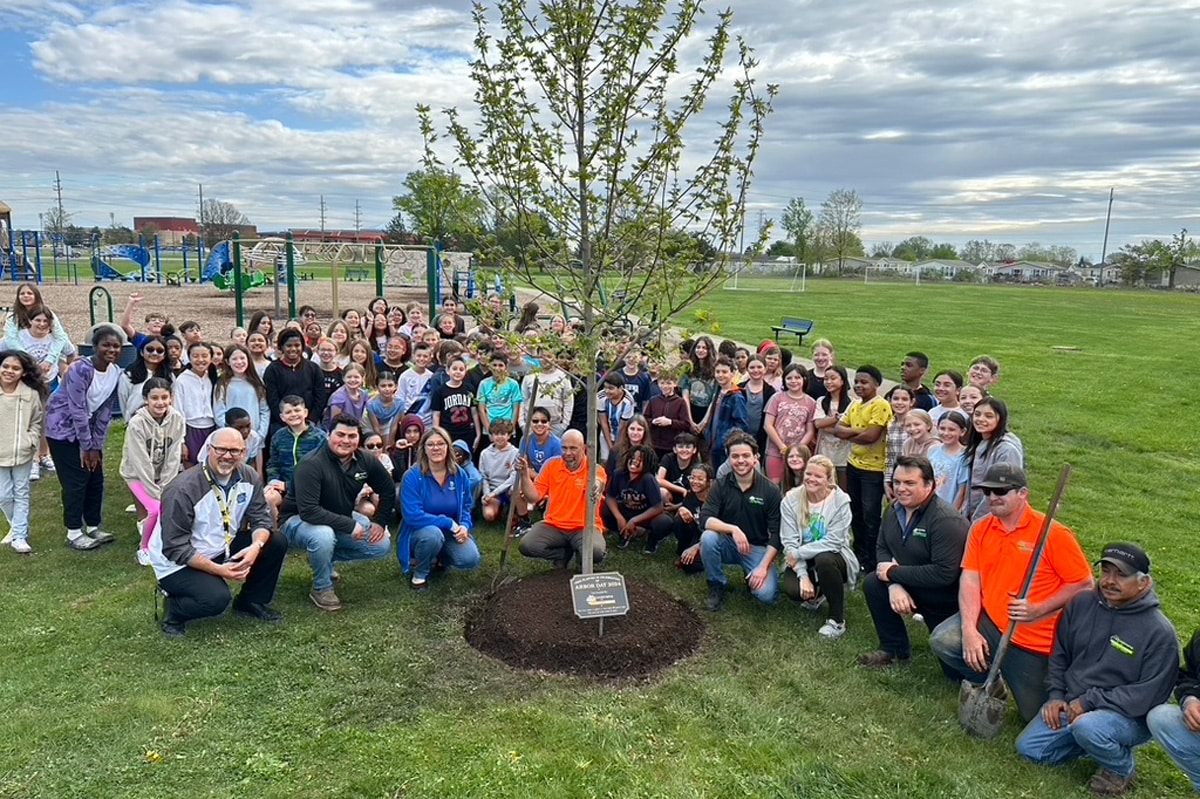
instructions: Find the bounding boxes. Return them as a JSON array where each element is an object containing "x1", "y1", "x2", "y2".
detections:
[
  {"x1": 281, "y1": 512, "x2": 391, "y2": 592},
  {"x1": 929, "y1": 611, "x2": 1049, "y2": 723},
  {"x1": 1148, "y1": 703, "x2": 1200, "y2": 790},
  {"x1": 1016, "y1": 708, "x2": 1149, "y2": 778},
  {"x1": 410, "y1": 525, "x2": 482, "y2": 582},
  {"x1": 0, "y1": 461, "x2": 33, "y2": 541},
  {"x1": 699, "y1": 530, "x2": 779, "y2": 604}
]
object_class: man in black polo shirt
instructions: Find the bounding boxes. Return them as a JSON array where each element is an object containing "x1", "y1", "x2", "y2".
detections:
[
  {"x1": 858, "y1": 454, "x2": 968, "y2": 669},
  {"x1": 698, "y1": 431, "x2": 782, "y2": 612}
]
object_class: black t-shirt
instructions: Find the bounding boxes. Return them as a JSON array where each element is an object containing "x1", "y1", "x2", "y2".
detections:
[
  {"x1": 659, "y1": 452, "x2": 698, "y2": 497},
  {"x1": 431, "y1": 382, "x2": 476, "y2": 441},
  {"x1": 605, "y1": 470, "x2": 663, "y2": 517},
  {"x1": 321, "y1": 366, "x2": 344, "y2": 397}
]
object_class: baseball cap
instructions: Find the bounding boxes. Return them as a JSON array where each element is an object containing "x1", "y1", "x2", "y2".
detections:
[
  {"x1": 972, "y1": 462, "x2": 1028, "y2": 490},
  {"x1": 1096, "y1": 543, "x2": 1151, "y2": 576}
]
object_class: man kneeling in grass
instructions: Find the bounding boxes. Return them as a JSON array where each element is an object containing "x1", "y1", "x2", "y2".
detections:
[
  {"x1": 150, "y1": 427, "x2": 287, "y2": 638},
  {"x1": 698, "y1": 431, "x2": 781, "y2": 613},
  {"x1": 1016, "y1": 543, "x2": 1177, "y2": 797}
]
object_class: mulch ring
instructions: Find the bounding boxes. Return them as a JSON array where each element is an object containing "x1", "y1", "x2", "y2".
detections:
[{"x1": 465, "y1": 570, "x2": 705, "y2": 680}]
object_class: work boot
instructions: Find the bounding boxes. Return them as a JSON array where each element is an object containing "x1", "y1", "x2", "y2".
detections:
[
  {"x1": 309, "y1": 588, "x2": 343, "y2": 612},
  {"x1": 704, "y1": 582, "x2": 726, "y2": 612}
]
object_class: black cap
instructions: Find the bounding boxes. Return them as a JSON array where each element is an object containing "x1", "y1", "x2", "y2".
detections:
[
  {"x1": 972, "y1": 462, "x2": 1028, "y2": 490},
  {"x1": 1097, "y1": 543, "x2": 1151, "y2": 576}
]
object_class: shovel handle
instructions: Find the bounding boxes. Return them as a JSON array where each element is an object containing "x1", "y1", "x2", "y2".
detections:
[
  {"x1": 495, "y1": 377, "x2": 540, "y2": 580},
  {"x1": 981, "y1": 463, "x2": 1073, "y2": 693}
]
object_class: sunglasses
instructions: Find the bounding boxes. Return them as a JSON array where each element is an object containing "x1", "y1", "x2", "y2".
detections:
[
  {"x1": 981, "y1": 486, "x2": 1014, "y2": 497},
  {"x1": 364, "y1": 443, "x2": 382, "y2": 450},
  {"x1": 143, "y1": 347, "x2": 165, "y2": 355}
]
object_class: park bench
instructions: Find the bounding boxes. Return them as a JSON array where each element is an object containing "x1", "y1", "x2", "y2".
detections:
[
  {"x1": 771, "y1": 316, "x2": 815, "y2": 345},
  {"x1": 344, "y1": 267, "x2": 369, "y2": 281}
]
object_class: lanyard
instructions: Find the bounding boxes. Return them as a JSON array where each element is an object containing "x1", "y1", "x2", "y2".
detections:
[{"x1": 203, "y1": 465, "x2": 235, "y2": 559}]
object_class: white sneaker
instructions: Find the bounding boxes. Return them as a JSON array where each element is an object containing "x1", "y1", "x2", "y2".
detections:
[
  {"x1": 39, "y1": 456, "x2": 55, "y2": 473},
  {"x1": 29, "y1": 461, "x2": 40, "y2": 481},
  {"x1": 818, "y1": 619, "x2": 847, "y2": 640},
  {"x1": 136, "y1": 547, "x2": 152, "y2": 567},
  {"x1": 11, "y1": 539, "x2": 32, "y2": 555}
]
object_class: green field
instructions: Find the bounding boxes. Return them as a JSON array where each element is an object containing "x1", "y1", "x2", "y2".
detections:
[{"x1": 2, "y1": 280, "x2": 1199, "y2": 798}]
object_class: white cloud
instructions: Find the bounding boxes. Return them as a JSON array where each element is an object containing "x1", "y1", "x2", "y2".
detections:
[{"x1": 1, "y1": 0, "x2": 1197, "y2": 255}]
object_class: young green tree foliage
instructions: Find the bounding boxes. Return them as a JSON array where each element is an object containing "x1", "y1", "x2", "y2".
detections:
[{"x1": 424, "y1": 0, "x2": 775, "y2": 574}]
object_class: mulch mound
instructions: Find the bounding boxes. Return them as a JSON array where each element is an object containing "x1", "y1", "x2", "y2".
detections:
[{"x1": 465, "y1": 570, "x2": 705, "y2": 679}]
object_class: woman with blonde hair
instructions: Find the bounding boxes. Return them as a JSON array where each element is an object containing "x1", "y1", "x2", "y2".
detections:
[
  {"x1": 780, "y1": 455, "x2": 857, "y2": 640},
  {"x1": 397, "y1": 427, "x2": 482, "y2": 591}
]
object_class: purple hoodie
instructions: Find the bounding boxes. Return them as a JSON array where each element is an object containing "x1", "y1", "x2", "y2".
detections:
[{"x1": 45, "y1": 358, "x2": 120, "y2": 450}]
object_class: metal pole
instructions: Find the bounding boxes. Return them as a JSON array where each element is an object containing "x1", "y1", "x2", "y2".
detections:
[
  {"x1": 154, "y1": 235, "x2": 162, "y2": 284},
  {"x1": 425, "y1": 248, "x2": 438, "y2": 321},
  {"x1": 232, "y1": 232, "x2": 245, "y2": 328},
  {"x1": 374, "y1": 243, "x2": 384, "y2": 298},
  {"x1": 285, "y1": 232, "x2": 297, "y2": 319},
  {"x1": 1100, "y1": 187, "x2": 1115, "y2": 265},
  {"x1": 34, "y1": 232, "x2": 43, "y2": 282}
]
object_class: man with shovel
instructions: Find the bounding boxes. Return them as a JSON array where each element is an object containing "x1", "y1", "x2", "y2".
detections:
[
  {"x1": 1015, "y1": 543, "x2": 1177, "y2": 797},
  {"x1": 930, "y1": 463, "x2": 1093, "y2": 723}
]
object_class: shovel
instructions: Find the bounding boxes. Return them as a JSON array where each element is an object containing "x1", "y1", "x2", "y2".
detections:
[
  {"x1": 959, "y1": 463, "x2": 1073, "y2": 739},
  {"x1": 491, "y1": 377, "x2": 539, "y2": 592}
]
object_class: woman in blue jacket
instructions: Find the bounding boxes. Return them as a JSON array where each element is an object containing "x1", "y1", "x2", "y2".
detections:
[{"x1": 398, "y1": 426, "x2": 481, "y2": 591}]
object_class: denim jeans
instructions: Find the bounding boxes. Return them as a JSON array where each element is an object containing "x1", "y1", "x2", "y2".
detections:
[
  {"x1": 699, "y1": 530, "x2": 779, "y2": 604},
  {"x1": 0, "y1": 461, "x2": 33, "y2": 541},
  {"x1": 1148, "y1": 703, "x2": 1200, "y2": 790},
  {"x1": 281, "y1": 512, "x2": 391, "y2": 591},
  {"x1": 1016, "y1": 708, "x2": 1150, "y2": 778},
  {"x1": 410, "y1": 525, "x2": 482, "y2": 581},
  {"x1": 929, "y1": 611, "x2": 1049, "y2": 723}
]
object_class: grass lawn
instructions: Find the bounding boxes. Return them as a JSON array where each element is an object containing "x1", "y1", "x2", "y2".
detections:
[{"x1": 3, "y1": 280, "x2": 1199, "y2": 798}]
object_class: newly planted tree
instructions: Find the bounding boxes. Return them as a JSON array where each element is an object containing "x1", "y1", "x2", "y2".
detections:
[{"x1": 425, "y1": 0, "x2": 775, "y2": 573}]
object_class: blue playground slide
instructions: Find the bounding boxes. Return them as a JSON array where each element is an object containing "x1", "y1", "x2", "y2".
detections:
[{"x1": 91, "y1": 244, "x2": 152, "y2": 281}]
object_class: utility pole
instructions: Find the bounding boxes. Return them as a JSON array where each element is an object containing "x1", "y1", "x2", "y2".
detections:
[
  {"x1": 197, "y1": 183, "x2": 206, "y2": 241},
  {"x1": 1100, "y1": 188, "x2": 1114, "y2": 265},
  {"x1": 354, "y1": 200, "x2": 362, "y2": 239},
  {"x1": 54, "y1": 170, "x2": 66, "y2": 238},
  {"x1": 319, "y1": 195, "x2": 327, "y2": 233}
]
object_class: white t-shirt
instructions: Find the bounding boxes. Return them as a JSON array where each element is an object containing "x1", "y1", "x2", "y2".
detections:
[{"x1": 86, "y1": 363, "x2": 121, "y2": 414}]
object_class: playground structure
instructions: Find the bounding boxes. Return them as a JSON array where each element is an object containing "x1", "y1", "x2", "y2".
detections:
[
  {"x1": 197, "y1": 233, "x2": 482, "y2": 328},
  {"x1": 91, "y1": 242, "x2": 153, "y2": 281}
]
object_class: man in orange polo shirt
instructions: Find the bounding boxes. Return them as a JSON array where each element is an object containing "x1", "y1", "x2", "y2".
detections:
[
  {"x1": 516, "y1": 429, "x2": 607, "y2": 569},
  {"x1": 930, "y1": 463, "x2": 1093, "y2": 723}
]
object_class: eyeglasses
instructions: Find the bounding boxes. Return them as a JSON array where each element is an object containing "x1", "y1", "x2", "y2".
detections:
[
  {"x1": 425, "y1": 440, "x2": 448, "y2": 449},
  {"x1": 981, "y1": 487, "x2": 1014, "y2": 497},
  {"x1": 143, "y1": 347, "x2": 165, "y2": 355},
  {"x1": 212, "y1": 446, "x2": 246, "y2": 457}
]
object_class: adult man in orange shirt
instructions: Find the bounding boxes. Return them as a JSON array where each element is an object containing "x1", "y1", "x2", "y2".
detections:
[
  {"x1": 516, "y1": 429, "x2": 607, "y2": 569},
  {"x1": 930, "y1": 463, "x2": 1093, "y2": 723}
]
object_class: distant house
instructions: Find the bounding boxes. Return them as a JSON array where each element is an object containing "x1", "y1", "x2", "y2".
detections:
[
  {"x1": 909, "y1": 258, "x2": 979, "y2": 278},
  {"x1": 1073, "y1": 263, "x2": 1122, "y2": 286},
  {"x1": 1161, "y1": 263, "x2": 1200, "y2": 289},
  {"x1": 990, "y1": 260, "x2": 1064, "y2": 283}
]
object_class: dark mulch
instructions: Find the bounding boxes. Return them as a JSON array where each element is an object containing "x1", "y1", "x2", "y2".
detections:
[{"x1": 464, "y1": 570, "x2": 705, "y2": 679}]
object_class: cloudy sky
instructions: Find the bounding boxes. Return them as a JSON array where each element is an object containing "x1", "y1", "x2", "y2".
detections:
[{"x1": 2, "y1": 0, "x2": 1197, "y2": 259}]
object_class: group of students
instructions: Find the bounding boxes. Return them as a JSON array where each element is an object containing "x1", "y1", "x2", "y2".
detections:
[
  {"x1": 11, "y1": 283, "x2": 1200, "y2": 794},
  {"x1": 0, "y1": 282, "x2": 1010, "y2": 573}
]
